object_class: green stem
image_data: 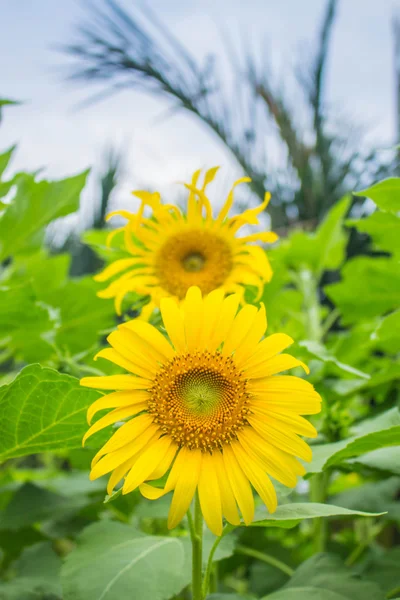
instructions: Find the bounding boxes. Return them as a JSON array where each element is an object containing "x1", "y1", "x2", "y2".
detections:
[
  {"x1": 191, "y1": 493, "x2": 203, "y2": 600},
  {"x1": 235, "y1": 545, "x2": 294, "y2": 577},
  {"x1": 202, "y1": 525, "x2": 233, "y2": 598},
  {"x1": 309, "y1": 471, "x2": 330, "y2": 553},
  {"x1": 387, "y1": 585, "x2": 400, "y2": 599},
  {"x1": 298, "y1": 269, "x2": 322, "y2": 342}
]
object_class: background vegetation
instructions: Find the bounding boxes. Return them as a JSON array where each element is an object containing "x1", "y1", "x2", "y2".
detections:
[{"x1": 0, "y1": 1, "x2": 399, "y2": 598}]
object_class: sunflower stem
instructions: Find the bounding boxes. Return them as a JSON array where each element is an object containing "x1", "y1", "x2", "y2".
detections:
[
  {"x1": 191, "y1": 492, "x2": 203, "y2": 600},
  {"x1": 309, "y1": 471, "x2": 330, "y2": 553},
  {"x1": 202, "y1": 524, "x2": 233, "y2": 598}
]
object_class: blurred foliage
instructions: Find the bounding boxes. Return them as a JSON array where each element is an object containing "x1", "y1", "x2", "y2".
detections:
[
  {"x1": 62, "y1": 0, "x2": 397, "y2": 228},
  {"x1": 0, "y1": 90, "x2": 399, "y2": 599}
]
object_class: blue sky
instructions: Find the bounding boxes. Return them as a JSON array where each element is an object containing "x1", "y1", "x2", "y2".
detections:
[{"x1": 1, "y1": 0, "x2": 399, "y2": 213}]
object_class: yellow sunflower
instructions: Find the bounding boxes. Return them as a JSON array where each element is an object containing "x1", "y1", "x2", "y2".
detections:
[
  {"x1": 95, "y1": 167, "x2": 278, "y2": 318},
  {"x1": 81, "y1": 286, "x2": 321, "y2": 536}
]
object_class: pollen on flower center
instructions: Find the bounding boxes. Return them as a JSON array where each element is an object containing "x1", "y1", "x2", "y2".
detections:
[
  {"x1": 148, "y1": 350, "x2": 251, "y2": 451},
  {"x1": 154, "y1": 229, "x2": 233, "y2": 298}
]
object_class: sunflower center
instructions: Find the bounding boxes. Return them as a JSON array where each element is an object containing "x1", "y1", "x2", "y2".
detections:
[
  {"x1": 155, "y1": 229, "x2": 233, "y2": 299},
  {"x1": 148, "y1": 351, "x2": 250, "y2": 451},
  {"x1": 182, "y1": 252, "x2": 206, "y2": 273}
]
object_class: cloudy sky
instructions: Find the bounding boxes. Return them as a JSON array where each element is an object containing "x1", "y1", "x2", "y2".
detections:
[{"x1": 1, "y1": 0, "x2": 399, "y2": 215}]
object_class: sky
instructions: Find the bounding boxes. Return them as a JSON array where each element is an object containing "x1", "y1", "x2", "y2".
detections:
[{"x1": 1, "y1": 0, "x2": 400, "y2": 218}]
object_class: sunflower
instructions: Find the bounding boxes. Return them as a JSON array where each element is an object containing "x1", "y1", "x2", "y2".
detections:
[
  {"x1": 81, "y1": 286, "x2": 321, "y2": 536},
  {"x1": 95, "y1": 167, "x2": 278, "y2": 318}
]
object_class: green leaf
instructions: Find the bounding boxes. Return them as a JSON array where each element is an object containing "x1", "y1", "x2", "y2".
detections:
[
  {"x1": 0, "y1": 282, "x2": 55, "y2": 363},
  {"x1": 354, "y1": 178, "x2": 400, "y2": 212},
  {"x1": 208, "y1": 596, "x2": 252, "y2": 599},
  {"x1": 46, "y1": 279, "x2": 115, "y2": 355},
  {"x1": 299, "y1": 340, "x2": 369, "y2": 379},
  {"x1": 347, "y1": 212, "x2": 400, "y2": 256},
  {"x1": 307, "y1": 408, "x2": 400, "y2": 474},
  {"x1": 0, "y1": 542, "x2": 62, "y2": 599},
  {"x1": 331, "y1": 477, "x2": 400, "y2": 515},
  {"x1": 324, "y1": 257, "x2": 400, "y2": 324},
  {"x1": 0, "y1": 170, "x2": 89, "y2": 260},
  {"x1": 351, "y1": 447, "x2": 400, "y2": 475},
  {"x1": 279, "y1": 197, "x2": 350, "y2": 276},
  {"x1": 361, "y1": 548, "x2": 400, "y2": 595},
  {"x1": 250, "y1": 502, "x2": 384, "y2": 528},
  {"x1": 61, "y1": 521, "x2": 185, "y2": 600},
  {"x1": 0, "y1": 364, "x2": 100, "y2": 462},
  {"x1": 262, "y1": 554, "x2": 384, "y2": 600},
  {"x1": 314, "y1": 196, "x2": 351, "y2": 274},
  {"x1": 0, "y1": 146, "x2": 15, "y2": 178},
  {"x1": 0, "y1": 482, "x2": 89, "y2": 531},
  {"x1": 373, "y1": 310, "x2": 400, "y2": 354}
]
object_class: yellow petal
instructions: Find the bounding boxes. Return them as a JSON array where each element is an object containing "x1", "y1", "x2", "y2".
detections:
[
  {"x1": 222, "y1": 445, "x2": 254, "y2": 525},
  {"x1": 107, "y1": 456, "x2": 136, "y2": 495},
  {"x1": 168, "y1": 448, "x2": 202, "y2": 530},
  {"x1": 94, "y1": 258, "x2": 142, "y2": 282},
  {"x1": 94, "y1": 348, "x2": 154, "y2": 380},
  {"x1": 241, "y1": 333, "x2": 294, "y2": 371},
  {"x1": 183, "y1": 286, "x2": 203, "y2": 352},
  {"x1": 87, "y1": 390, "x2": 149, "y2": 425},
  {"x1": 232, "y1": 442, "x2": 277, "y2": 513},
  {"x1": 122, "y1": 320, "x2": 175, "y2": 361},
  {"x1": 160, "y1": 297, "x2": 187, "y2": 353},
  {"x1": 248, "y1": 354, "x2": 309, "y2": 379},
  {"x1": 216, "y1": 177, "x2": 251, "y2": 225},
  {"x1": 248, "y1": 415, "x2": 312, "y2": 462},
  {"x1": 123, "y1": 436, "x2": 173, "y2": 494},
  {"x1": 107, "y1": 329, "x2": 159, "y2": 372},
  {"x1": 90, "y1": 426, "x2": 159, "y2": 480},
  {"x1": 212, "y1": 450, "x2": 241, "y2": 526},
  {"x1": 92, "y1": 414, "x2": 155, "y2": 465},
  {"x1": 198, "y1": 452, "x2": 223, "y2": 536},
  {"x1": 233, "y1": 304, "x2": 267, "y2": 365},
  {"x1": 198, "y1": 288, "x2": 225, "y2": 349},
  {"x1": 252, "y1": 406, "x2": 318, "y2": 438},
  {"x1": 237, "y1": 429, "x2": 297, "y2": 488},
  {"x1": 81, "y1": 374, "x2": 151, "y2": 391},
  {"x1": 237, "y1": 232, "x2": 279, "y2": 244},
  {"x1": 208, "y1": 294, "x2": 240, "y2": 351},
  {"x1": 83, "y1": 405, "x2": 144, "y2": 446},
  {"x1": 222, "y1": 304, "x2": 258, "y2": 356},
  {"x1": 148, "y1": 443, "x2": 178, "y2": 481}
]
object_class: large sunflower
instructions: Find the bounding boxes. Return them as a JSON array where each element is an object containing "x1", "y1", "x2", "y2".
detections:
[
  {"x1": 95, "y1": 167, "x2": 278, "y2": 317},
  {"x1": 81, "y1": 286, "x2": 321, "y2": 536}
]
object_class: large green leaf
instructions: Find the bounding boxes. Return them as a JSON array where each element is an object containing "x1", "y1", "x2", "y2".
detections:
[
  {"x1": 0, "y1": 364, "x2": 100, "y2": 462},
  {"x1": 279, "y1": 197, "x2": 350, "y2": 276},
  {"x1": 250, "y1": 502, "x2": 384, "y2": 529},
  {"x1": 61, "y1": 521, "x2": 185, "y2": 600},
  {"x1": 331, "y1": 478, "x2": 400, "y2": 516},
  {"x1": 373, "y1": 310, "x2": 400, "y2": 354},
  {"x1": 0, "y1": 482, "x2": 89, "y2": 531},
  {"x1": 0, "y1": 170, "x2": 88, "y2": 260},
  {"x1": 354, "y1": 178, "x2": 400, "y2": 212},
  {"x1": 347, "y1": 212, "x2": 400, "y2": 257},
  {"x1": 361, "y1": 548, "x2": 400, "y2": 595},
  {"x1": 325, "y1": 257, "x2": 400, "y2": 324},
  {"x1": 262, "y1": 554, "x2": 384, "y2": 600},
  {"x1": 307, "y1": 409, "x2": 400, "y2": 474},
  {"x1": 0, "y1": 542, "x2": 62, "y2": 600},
  {"x1": 299, "y1": 340, "x2": 369, "y2": 379},
  {"x1": 0, "y1": 282, "x2": 55, "y2": 363},
  {"x1": 352, "y1": 447, "x2": 400, "y2": 475},
  {"x1": 45, "y1": 279, "x2": 115, "y2": 355}
]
